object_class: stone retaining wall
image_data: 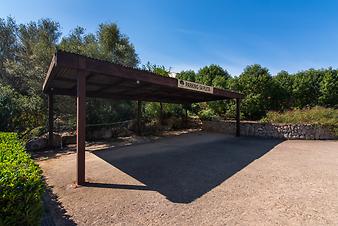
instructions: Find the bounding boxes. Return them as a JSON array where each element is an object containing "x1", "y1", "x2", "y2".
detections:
[{"x1": 202, "y1": 120, "x2": 337, "y2": 140}]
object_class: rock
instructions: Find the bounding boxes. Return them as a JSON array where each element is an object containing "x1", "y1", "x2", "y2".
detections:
[
  {"x1": 87, "y1": 127, "x2": 112, "y2": 140},
  {"x1": 50, "y1": 133, "x2": 62, "y2": 147},
  {"x1": 26, "y1": 137, "x2": 48, "y2": 151},
  {"x1": 62, "y1": 134, "x2": 76, "y2": 145},
  {"x1": 128, "y1": 120, "x2": 142, "y2": 132},
  {"x1": 202, "y1": 120, "x2": 337, "y2": 140},
  {"x1": 118, "y1": 128, "x2": 133, "y2": 137},
  {"x1": 26, "y1": 132, "x2": 62, "y2": 151}
]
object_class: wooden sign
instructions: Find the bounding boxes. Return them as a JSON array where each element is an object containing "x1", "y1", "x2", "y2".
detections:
[{"x1": 177, "y1": 79, "x2": 214, "y2": 94}]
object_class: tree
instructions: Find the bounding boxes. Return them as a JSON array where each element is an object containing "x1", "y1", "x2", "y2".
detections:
[
  {"x1": 319, "y1": 68, "x2": 338, "y2": 107},
  {"x1": 59, "y1": 23, "x2": 139, "y2": 67},
  {"x1": 0, "y1": 82, "x2": 45, "y2": 132},
  {"x1": 292, "y1": 69, "x2": 324, "y2": 108},
  {"x1": 271, "y1": 70, "x2": 293, "y2": 110},
  {"x1": 0, "y1": 17, "x2": 18, "y2": 76},
  {"x1": 236, "y1": 64, "x2": 273, "y2": 119},
  {"x1": 196, "y1": 64, "x2": 230, "y2": 86},
  {"x1": 176, "y1": 70, "x2": 196, "y2": 82},
  {"x1": 0, "y1": 17, "x2": 60, "y2": 133},
  {"x1": 195, "y1": 65, "x2": 231, "y2": 116},
  {"x1": 98, "y1": 23, "x2": 139, "y2": 67},
  {"x1": 0, "y1": 17, "x2": 140, "y2": 133},
  {"x1": 142, "y1": 63, "x2": 173, "y2": 124},
  {"x1": 3, "y1": 18, "x2": 61, "y2": 95},
  {"x1": 59, "y1": 23, "x2": 140, "y2": 125}
]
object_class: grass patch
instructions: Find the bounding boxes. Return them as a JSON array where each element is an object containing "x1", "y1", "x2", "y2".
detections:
[
  {"x1": 0, "y1": 132, "x2": 44, "y2": 226},
  {"x1": 261, "y1": 107, "x2": 338, "y2": 135},
  {"x1": 261, "y1": 106, "x2": 338, "y2": 125}
]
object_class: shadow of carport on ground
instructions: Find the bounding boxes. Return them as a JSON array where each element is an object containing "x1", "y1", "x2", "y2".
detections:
[{"x1": 90, "y1": 133, "x2": 282, "y2": 203}]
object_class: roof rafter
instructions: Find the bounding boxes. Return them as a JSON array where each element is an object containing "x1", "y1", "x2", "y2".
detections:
[{"x1": 43, "y1": 51, "x2": 244, "y2": 102}]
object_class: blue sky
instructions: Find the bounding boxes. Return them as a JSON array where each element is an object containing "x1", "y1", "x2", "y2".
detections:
[{"x1": 1, "y1": 0, "x2": 338, "y2": 75}]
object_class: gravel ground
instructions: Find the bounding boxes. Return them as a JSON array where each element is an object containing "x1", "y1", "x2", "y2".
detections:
[{"x1": 37, "y1": 132, "x2": 338, "y2": 225}]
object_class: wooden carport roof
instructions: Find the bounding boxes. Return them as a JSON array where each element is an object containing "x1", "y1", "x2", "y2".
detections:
[
  {"x1": 42, "y1": 51, "x2": 243, "y2": 103},
  {"x1": 43, "y1": 50, "x2": 243, "y2": 186}
]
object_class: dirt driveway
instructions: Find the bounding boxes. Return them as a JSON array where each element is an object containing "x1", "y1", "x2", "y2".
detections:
[{"x1": 37, "y1": 132, "x2": 338, "y2": 225}]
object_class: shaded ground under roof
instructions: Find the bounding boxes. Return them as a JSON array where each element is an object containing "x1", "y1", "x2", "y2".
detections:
[{"x1": 43, "y1": 51, "x2": 243, "y2": 103}]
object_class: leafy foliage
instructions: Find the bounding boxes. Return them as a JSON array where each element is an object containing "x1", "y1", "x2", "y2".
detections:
[
  {"x1": 196, "y1": 64, "x2": 230, "y2": 86},
  {"x1": 0, "y1": 17, "x2": 59, "y2": 134},
  {"x1": 234, "y1": 64, "x2": 273, "y2": 119},
  {"x1": 177, "y1": 65, "x2": 337, "y2": 121},
  {"x1": 271, "y1": 70, "x2": 293, "y2": 110},
  {"x1": 142, "y1": 62, "x2": 170, "y2": 77},
  {"x1": 176, "y1": 70, "x2": 196, "y2": 82},
  {"x1": 0, "y1": 83, "x2": 45, "y2": 133},
  {"x1": 141, "y1": 63, "x2": 184, "y2": 123},
  {"x1": 197, "y1": 108, "x2": 218, "y2": 121},
  {"x1": 0, "y1": 17, "x2": 140, "y2": 133},
  {"x1": 0, "y1": 133, "x2": 44, "y2": 226},
  {"x1": 59, "y1": 23, "x2": 140, "y2": 126},
  {"x1": 292, "y1": 69, "x2": 324, "y2": 108},
  {"x1": 59, "y1": 23, "x2": 139, "y2": 67},
  {"x1": 319, "y1": 69, "x2": 338, "y2": 107}
]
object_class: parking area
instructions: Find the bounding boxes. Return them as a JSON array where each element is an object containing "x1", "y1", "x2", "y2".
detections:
[{"x1": 38, "y1": 132, "x2": 338, "y2": 225}]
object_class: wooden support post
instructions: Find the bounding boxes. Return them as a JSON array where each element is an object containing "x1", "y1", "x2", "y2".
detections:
[
  {"x1": 48, "y1": 92, "x2": 54, "y2": 147},
  {"x1": 236, "y1": 98, "x2": 241, "y2": 137},
  {"x1": 76, "y1": 73, "x2": 86, "y2": 185},
  {"x1": 137, "y1": 101, "x2": 142, "y2": 135},
  {"x1": 182, "y1": 104, "x2": 188, "y2": 127},
  {"x1": 159, "y1": 102, "x2": 163, "y2": 125}
]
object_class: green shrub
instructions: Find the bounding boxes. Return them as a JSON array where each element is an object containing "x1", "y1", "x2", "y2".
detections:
[
  {"x1": 198, "y1": 108, "x2": 218, "y2": 121},
  {"x1": 0, "y1": 84, "x2": 46, "y2": 134},
  {"x1": 0, "y1": 133, "x2": 44, "y2": 226}
]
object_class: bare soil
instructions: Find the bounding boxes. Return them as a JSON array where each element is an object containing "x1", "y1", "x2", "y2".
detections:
[{"x1": 37, "y1": 132, "x2": 338, "y2": 225}]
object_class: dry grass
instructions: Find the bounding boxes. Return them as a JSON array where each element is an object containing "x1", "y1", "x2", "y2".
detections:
[{"x1": 261, "y1": 106, "x2": 338, "y2": 135}]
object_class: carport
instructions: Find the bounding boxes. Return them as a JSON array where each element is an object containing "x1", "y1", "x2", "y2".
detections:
[{"x1": 42, "y1": 51, "x2": 244, "y2": 185}]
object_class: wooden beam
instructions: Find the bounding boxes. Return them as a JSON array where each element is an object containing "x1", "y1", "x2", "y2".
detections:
[
  {"x1": 94, "y1": 79, "x2": 125, "y2": 94},
  {"x1": 184, "y1": 105, "x2": 188, "y2": 127},
  {"x1": 137, "y1": 101, "x2": 142, "y2": 135},
  {"x1": 76, "y1": 72, "x2": 86, "y2": 185},
  {"x1": 159, "y1": 102, "x2": 163, "y2": 125},
  {"x1": 48, "y1": 92, "x2": 54, "y2": 147},
  {"x1": 43, "y1": 51, "x2": 244, "y2": 100},
  {"x1": 71, "y1": 72, "x2": 92, "y2": 91},
  {"x1": 236, "y1": 98, "x2": 241, "y2": 137},
  {"x1": 55, "y1": 51, "x2": 179, "y2": 89}
]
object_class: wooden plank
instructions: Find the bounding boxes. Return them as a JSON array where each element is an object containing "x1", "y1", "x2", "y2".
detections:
[
  {"x1": 42, "y1": 54, "x2": 57, "y2": 91},
  {"x1": 137, "y1": 101, "x2": 142, "y2": 135},
  {"x1": 76, "y1": 72, "x2": 86, "y2": 185},
  {"x1": 236, "y1": 98, "x2": 241, "y2": 137},
  {"x1": 48, "y1": 93, "x2": 54, "y2": 147},
  {"x1": 55, "y1": 51, "x2": 178, "y2": 88},
  {"x1": 43, "y1": 51, "x2": 244, "y2": 101},
  {"x1": 94, "y1": 79, "x2": 125, "y2": 94}
]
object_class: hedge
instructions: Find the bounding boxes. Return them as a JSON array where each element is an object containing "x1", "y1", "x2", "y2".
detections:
[{"x1": 0, "y1": 132, "x2": 44, "y2": 226}]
